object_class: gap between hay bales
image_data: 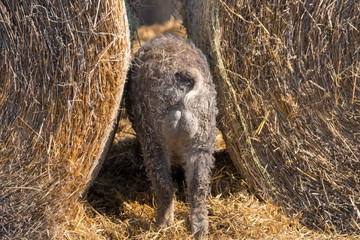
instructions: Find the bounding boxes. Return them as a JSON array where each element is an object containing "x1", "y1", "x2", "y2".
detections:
[{"x1": 63, "y1": 17, "x2": 358, "y2": 239}]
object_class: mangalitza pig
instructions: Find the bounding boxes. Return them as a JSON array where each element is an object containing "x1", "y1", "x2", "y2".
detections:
[{"x1": 126, "y1": 34, "x2": 217, "y2": 238}]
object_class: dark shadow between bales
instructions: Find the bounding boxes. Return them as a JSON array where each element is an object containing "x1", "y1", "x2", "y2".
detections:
[{"x1": 86, "y1": 135, "x2": 151, "y2": 215}]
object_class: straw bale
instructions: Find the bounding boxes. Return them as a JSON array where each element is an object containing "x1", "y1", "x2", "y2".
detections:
[
  {"x1": 0, "y1": 0, "x2": 130, "y2": 238},
  {"x1": 186, "y1": 0, "x2": 360, "y2": 233}
]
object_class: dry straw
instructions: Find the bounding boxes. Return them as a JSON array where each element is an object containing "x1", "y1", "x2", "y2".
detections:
[
  {"x1": 186, "y1": 0, "x2": 360, "y2": 233},
  {"x1": 0, "y1": 0, "x2": 130, "y2": 238}
]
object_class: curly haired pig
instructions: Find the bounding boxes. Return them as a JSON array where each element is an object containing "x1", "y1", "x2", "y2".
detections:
[{"x1": 126, "y1": 34, "x2": 217, "y2": 238}]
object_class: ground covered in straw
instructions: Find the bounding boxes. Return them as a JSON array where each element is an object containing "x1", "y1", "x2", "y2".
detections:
[
  {"x1": 63, "y1": 112, "x2": 354, "y2": 239},
  {"x1": 62, "y1": 19, "x2": 358, "y2": 239}
]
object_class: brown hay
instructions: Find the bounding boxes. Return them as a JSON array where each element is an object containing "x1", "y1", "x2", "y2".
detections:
[
  {"x1": 0, "y1": 0, "x2": 130, "y2": 238},
  {"x1": 186, "y1": 0, "x2": 360, "y2": 234}
]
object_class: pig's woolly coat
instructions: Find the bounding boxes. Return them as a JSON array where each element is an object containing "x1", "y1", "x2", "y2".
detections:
[{"x1": 126, "y1": 34, "x2": 217, "y2": 238}]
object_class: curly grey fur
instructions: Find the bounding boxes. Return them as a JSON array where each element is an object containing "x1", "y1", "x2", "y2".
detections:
[{"x1": 126, "y1": 34, "x2": 217, "y2": 238}]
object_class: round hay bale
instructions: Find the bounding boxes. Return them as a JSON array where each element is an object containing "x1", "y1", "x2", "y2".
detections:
[
  {"x1": 186, "y1": 0, "x2": 360, "y2": 233},
  {"x1": 0, "y1": 0, "x2": 130, "y2": 238}
]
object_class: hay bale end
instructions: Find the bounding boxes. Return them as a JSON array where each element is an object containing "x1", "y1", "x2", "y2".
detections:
[
  {"x1": 186, "y1": 0, "x2": 360, "y2": 233},
  {"x1": 0, "y1": 0, "x2": 130, "y2": 238}
]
